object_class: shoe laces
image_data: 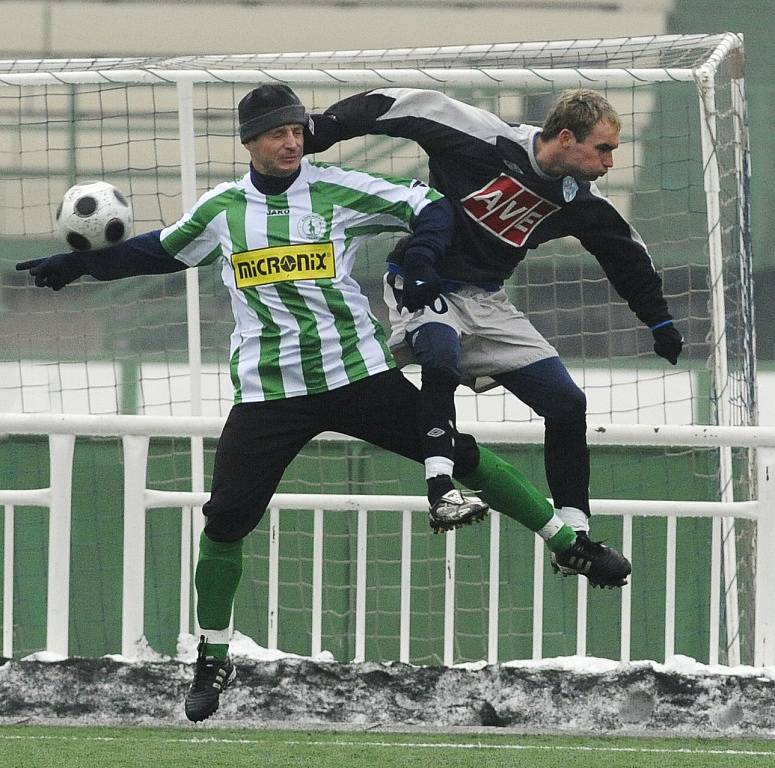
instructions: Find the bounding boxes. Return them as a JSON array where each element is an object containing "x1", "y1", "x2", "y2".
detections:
[
  {"x1": 442, "y1": 489, "x2": 484, "y2": 503},
  {"x1": 191, "y1": 637, "x2": 230, "y2": 690},
  {"x1": 192, "y1": 656, "x2": 230, "y2": 690},
  {"x1": 568, "y1": 532, "x2": 607, "y2": 561}
]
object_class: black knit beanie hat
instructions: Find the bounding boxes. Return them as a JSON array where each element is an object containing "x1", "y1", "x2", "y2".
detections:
[{"x1": 238, "y1": 84, "x2": 307, "y2": 143}]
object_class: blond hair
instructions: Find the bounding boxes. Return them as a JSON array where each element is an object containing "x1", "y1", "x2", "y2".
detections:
[{"x1": 542, "y1": 89, "x2": 621, "y2": 141}]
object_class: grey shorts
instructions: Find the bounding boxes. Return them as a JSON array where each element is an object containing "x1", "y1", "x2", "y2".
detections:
[{"x1": 383, "y1": 275, "x2": 557, "y2": 390}]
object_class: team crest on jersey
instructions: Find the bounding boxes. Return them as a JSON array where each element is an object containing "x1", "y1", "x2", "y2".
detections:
[
  {"x1": 298, "y1": 213, "x2": 328, "y2": 240},
  {"x1": 461, "y1": 174, "x2": 560, "y2": 247},
  {"x1": 562, "y1": 175, "x2": 578, "y2": 202},
  {"x1": 232, "y1": 242, "x2": 335, "y2": 288}
]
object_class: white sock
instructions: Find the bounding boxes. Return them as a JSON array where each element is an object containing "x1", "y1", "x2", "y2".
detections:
[
  {"x1": 425, "y1": 456, "x2": 454, "y2": 480},
  {"x1": 556, "y1": 506, "x2": 590, "y2": 533},
  {"x1": 200, "y1": 628, "x2": 230, "y2": 645},
  {"x1": 536, "y1": 513, "x2": 567, "y2": 542}
]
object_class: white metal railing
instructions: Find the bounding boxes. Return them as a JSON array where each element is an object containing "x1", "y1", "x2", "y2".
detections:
[{"x1": 1, "y1": 413, "x2": 774, "y2": 667}]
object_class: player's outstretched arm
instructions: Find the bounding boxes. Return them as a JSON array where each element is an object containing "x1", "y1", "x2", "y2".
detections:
[
  {"x1": 308, "y1": 88, "x2": 504, "y2": 157},
  {"x1": 16, "y1": 230, "x2": 186, "y2": 291}
]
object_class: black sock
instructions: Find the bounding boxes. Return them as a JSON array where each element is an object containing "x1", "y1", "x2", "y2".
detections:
[
  {"x1": 427, "y1": 474, "x2": 454, "y2": 504},
  {"x1": 419, "y1": 366, "x2": 458, "y2": 471}
]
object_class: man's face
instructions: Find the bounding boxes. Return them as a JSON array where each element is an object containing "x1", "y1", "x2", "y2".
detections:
[
  {"x1": 245, "y1": 123, "x2": 304, "y2": 176},
  {"x1": 558, "y1": 119, "x2": 619, "y2": 181}
]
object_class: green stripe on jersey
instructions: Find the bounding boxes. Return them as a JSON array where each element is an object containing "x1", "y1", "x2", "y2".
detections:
[
  {"x1": 305, "y1": 186, "x2": 377, "y2": 383},
  {"x1": 238, "y1": 194, "x2": 287, "y2": 400},
  {"x1": 316, "y1": 278, "x2": 369, "y2": 383},
  {"x1": 309, "y1": 180, "x2": 419, "y2": 227},
  {"x1": 227, "y1": 188, "x2": 285, "y2": 402},
  {"x1": 225, "y1": 190, "x2": 247, "y2": 403},
  {"x1": 161, "y1": 186, "x2": 245, "y2": 256},
  {"x1": 266, "y1": 193, "x2": 328, "y2": 395},
  {"x1": 275, "y1": 283, "x2": 329, "y2": 393}
]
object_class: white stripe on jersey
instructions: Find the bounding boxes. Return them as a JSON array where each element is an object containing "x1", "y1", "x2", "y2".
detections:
[{"x1": 372, "y1": 87, "x2": 520, "y2": 148}]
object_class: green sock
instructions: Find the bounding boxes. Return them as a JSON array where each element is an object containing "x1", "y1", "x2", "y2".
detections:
[
  {"x1": 458, "y1": 445, "x2": 576, "y2": 553},
  {"x1": 204, "y1": 642, "x2": 229, "y2": 660},
  {"x1": 195, "y1": 532, "x2": 243, "y2": 658}
]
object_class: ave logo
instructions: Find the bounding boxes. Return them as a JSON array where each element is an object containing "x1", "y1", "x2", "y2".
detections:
[{"x1": 461, "y1": 174, "x2": 560, "y2": 246}]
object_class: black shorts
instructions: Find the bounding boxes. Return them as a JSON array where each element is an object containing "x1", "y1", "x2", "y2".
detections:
[{"x1": 202, "y1": 368, "x2": 478, "y2": 541}]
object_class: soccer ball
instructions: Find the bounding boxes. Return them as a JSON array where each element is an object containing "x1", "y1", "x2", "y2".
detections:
[{"x1": 56, "y1": 180, "x2": 133, "y2": 252}]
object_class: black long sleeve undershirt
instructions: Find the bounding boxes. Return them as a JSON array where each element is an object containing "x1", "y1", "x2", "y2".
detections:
[{"x1": 80, "y1": 230, "x2": 185, "y2": 280}]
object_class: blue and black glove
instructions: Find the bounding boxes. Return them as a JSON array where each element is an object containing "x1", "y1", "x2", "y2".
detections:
[
  {"x1": 651, "y1": 320, "x2": 684, "y2": 365},
  {"x1": 401, "y1": 253, "x2": 442, "y2": 313},
  {"x1": 16, "y1": 252, "x2": 87, "y2": 291}
]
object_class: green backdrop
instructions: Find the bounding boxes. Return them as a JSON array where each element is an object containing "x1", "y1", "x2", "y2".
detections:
[{"x1": 0, "y1": 436, "x2": 723, "y2": 665}]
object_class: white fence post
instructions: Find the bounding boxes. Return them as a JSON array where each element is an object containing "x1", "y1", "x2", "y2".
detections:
[
  {"x1": 354, "y1": 508, "x2": 368, "y2": 663},
  {"x1": 399, "y1": 508, "x2": 412, "y2": 663},
  {"x1": 267, "y1": 507, "x2": 280, "y2": 650},
  {"x1": 121, "y1": 434, "x2": 150, "y2": 657},
  {"x1": 176, "y1": 77, "x2": 206, "y2": 642},
  {"x1": 755, "y1": 447, "x2": 775, "y2": 666},
  {"x1": 443, "y1": 528, "x2": 457, "y2": 667},
  {"x1": 487, "y1": 511, "x2": 501, "y2": 664},
  {"x1": 3, "y1": 505, "x2": 14, "y2": 658},
  {"x1": 311, "y1": 508, "x2": 324, "y2": 656},
  {"x1": 531, "y1": 535, "x2": 544, "y2": 660},
  {"x1": 46, "y1": 434, "x2": 75, "y2": 657}
]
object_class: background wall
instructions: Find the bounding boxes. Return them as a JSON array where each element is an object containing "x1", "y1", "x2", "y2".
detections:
[{"x1": 0, "y1": 0, "x2": 674, "y2": 58}]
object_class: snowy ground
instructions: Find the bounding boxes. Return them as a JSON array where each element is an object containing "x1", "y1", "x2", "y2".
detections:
[{"x1": 2, "y1": 632, "x2": 775, "y2": 735}]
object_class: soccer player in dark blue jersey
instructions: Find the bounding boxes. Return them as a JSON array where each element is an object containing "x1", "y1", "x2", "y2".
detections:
[{"x1": 308, "y1": 88, "x2": 682, "y2": 570}]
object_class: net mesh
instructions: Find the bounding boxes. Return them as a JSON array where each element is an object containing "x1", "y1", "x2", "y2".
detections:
[{"x1": 0, "y1": 33, "x2": 757, "y2": 664}]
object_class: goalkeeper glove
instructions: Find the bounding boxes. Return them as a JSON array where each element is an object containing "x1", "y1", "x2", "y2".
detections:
[
  {"x1": 16, "y1": 252, "x2": 87, "y2": 291},
  {"x1": 651, "y1": 321, "x2": 684, "y2": 365}
]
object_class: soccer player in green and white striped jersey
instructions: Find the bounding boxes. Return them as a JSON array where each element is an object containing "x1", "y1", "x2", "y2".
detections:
[
  {"x1": 17, "y1": 84, "x2": 604, "y2": 724},
  {"x1": 160, "y1": 151, "x2": 433, "y2": 403}
]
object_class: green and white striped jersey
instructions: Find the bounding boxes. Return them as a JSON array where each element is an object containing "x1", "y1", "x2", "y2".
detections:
[{"x1": 160, "y1": 159, "x2": 441, "y2": 402}]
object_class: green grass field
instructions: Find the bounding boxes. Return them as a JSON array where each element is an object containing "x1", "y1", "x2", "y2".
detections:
[{"x1": 1, "y1": 726, "x2": 774, "y2": 768}]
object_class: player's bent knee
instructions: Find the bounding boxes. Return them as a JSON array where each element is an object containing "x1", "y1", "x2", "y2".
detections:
[
  {"x1": 452, "y1": 432, "x2": 480, "y2": 476},
  {"x1": 409, "y1": 322, "x2": 461, "y2": 375},
  {"x1": 551, "y1": 382, "x2": 587, "y2": 422},
  {"x1": 203, "y1": 504, "x2": 266, "y2": 543}
]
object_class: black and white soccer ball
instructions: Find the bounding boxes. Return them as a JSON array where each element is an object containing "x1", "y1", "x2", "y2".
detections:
[{"x1": 56, "y1": 180, "x2": 133, "y2": 252}]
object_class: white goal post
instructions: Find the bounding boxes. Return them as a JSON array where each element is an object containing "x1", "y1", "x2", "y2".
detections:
[{"x1": 0, "y1": 33, "x2": 757, "y2": 665}]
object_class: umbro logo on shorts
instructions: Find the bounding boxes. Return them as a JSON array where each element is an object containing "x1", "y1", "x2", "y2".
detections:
[
  {"x1": 461, "y1": 174, "x2": 560, "y2": 247},
  {"x1": 426, "y1": 428, "x2": 446, "y2": 438}
]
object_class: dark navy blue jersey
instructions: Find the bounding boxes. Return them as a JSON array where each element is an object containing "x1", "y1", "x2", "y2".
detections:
[{"x1": 306, "y1": 87, "x2": 671, "y2": 327}]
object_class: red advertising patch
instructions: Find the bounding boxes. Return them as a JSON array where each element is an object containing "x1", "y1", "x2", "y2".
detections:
[{"x1": 461, "y1": 174, "x2": 560, "y2": 246}]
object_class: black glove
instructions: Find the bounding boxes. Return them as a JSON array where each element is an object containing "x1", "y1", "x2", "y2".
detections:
[
  {"x1": 16, "y1": 252, "x2": 87, "y2": 291},
  {"x1": 401, "y1": 264, "x2": 442, "y2": 312},
  {"x1": 652, "y1": 322, "x2": 684, "y2": 365}
]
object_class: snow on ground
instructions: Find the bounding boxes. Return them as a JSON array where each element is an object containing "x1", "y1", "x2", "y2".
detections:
[{"x1": 2, "y1": 632, "x2": 775, "y2": 735}]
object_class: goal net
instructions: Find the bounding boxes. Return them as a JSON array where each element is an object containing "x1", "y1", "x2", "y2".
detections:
[{"x1": 0, "y1": 34, "x2": 756, "y2": 664}]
